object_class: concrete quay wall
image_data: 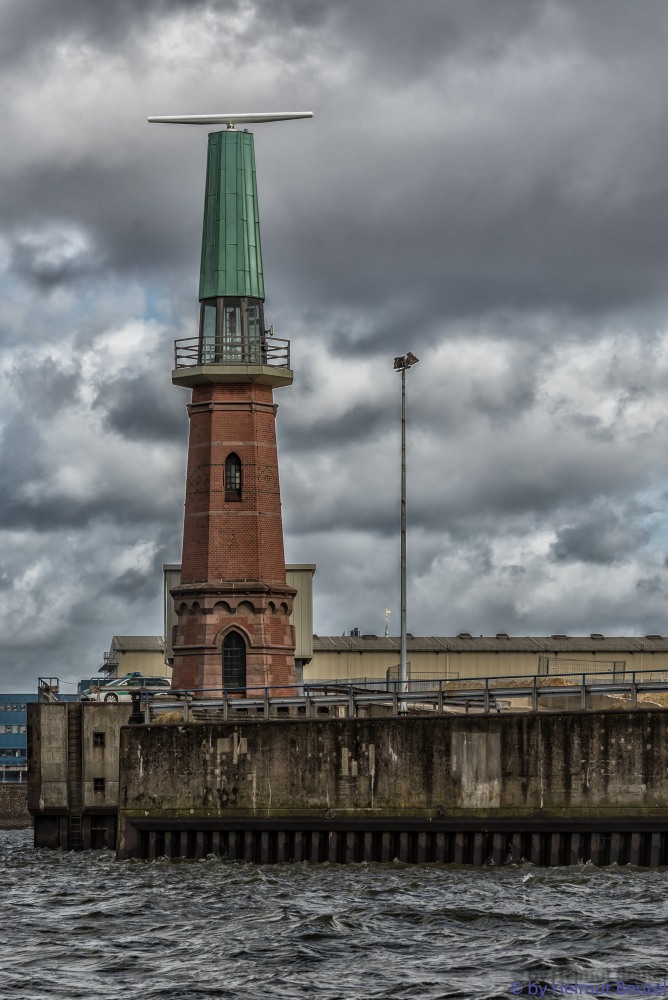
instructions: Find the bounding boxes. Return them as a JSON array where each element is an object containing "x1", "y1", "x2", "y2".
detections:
[
  {"x1": 28, "y1": 701, "x2": 133, "y2": 850},
  {"x1": 118, "y1": 711, "x2": 668, "y2": 860}
]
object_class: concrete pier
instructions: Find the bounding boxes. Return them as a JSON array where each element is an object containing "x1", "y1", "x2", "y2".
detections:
[
  {"x1": 28, "y1": 704, "x2": 668, "y2": 863},
  {"x1": 116, "y1": 710, "x2": 668, "y2": 862}
]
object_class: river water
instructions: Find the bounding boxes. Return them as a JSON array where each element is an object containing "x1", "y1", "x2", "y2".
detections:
[{"x1": 2, "y1": 827, "x2": 668, "y2": 1000}]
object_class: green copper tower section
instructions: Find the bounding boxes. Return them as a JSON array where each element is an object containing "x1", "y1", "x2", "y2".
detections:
[
  {"x1": 199, "y1": 129, "x2": 265, "y2": 301},
  {"x1": 174, "y1": 125, "x2": 291, "y2": 388}
]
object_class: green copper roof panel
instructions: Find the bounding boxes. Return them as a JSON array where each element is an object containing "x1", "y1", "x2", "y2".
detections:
[{"x1": 199, "y1": 130, "x2": 265, "y2": 300}]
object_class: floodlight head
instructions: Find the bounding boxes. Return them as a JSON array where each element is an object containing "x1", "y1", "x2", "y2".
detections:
[
  {"x1": 148, "y1": 112, "x2": 313, "y2": 128},
  {"x1": 393, "y1": 352, "x2": 420, "y2": 371}
]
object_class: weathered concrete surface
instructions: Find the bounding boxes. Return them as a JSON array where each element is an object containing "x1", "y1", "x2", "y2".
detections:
[
  {"x1": 28, "y1": 702, "x2": 133, "y2": 849},
  {"x1": 0, "y1": 784, "x2": 31, "y2": 828},
  {"x1": 28, "y1": 702, "x2": 132, "y2": 814},
  {"x1": 80, "y1": 703, "x2": 129, "y2": 810},
  {"x1": 28, "y1": 703, "x2": 68, "y2": 812},
  {"x1": 118, "y1": 711, "x2": 668, "y2": 831}
]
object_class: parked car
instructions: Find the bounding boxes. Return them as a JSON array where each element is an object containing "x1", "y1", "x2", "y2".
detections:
[{"x1": 81, "y1": 673, "x2": 171, "y2": 703}]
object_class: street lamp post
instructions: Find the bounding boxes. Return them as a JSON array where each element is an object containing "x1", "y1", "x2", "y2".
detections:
[{"x1": 393, "y1": 351, "x2": 419, "y2": 709}]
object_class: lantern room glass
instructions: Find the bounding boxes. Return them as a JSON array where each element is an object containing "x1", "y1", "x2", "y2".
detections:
[{"x1": 199, "y1": 297, "x2": 265, "y2": 365}]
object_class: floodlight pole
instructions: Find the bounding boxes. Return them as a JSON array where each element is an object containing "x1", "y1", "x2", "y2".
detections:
[
  {"x1": 400, "y1": 365, "x2": 408, "y2": 702},
  {"x1": 394, "y1": 352, "x2": 419, "y2": 711}
]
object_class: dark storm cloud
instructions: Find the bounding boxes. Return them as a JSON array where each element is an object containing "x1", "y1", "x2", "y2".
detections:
[
  {"x1": 335, "y1": 0, "x2": 668, "y2": 87},
  {"x1": 95, "y1": 371, "x2": 189, "y2": 443},
  {"x1": 281, "y1": 398, "x2": 394, "y2": 451},
  {"x1": 3, "y1": 161, "x2": 201, "y2": 289},
  {"x1": 0, "y1": 528, "x2": 176, "y2": 689},
  {"x1": 411, "y1": 345, "x2": 541, "y2": 429},
  {"x1": 107, "y1": 534, "x2": 176, "y2": 603},
  {"x1": 0, "y1": 360, "x2": 184, "y2": 533},
  {"x1": 10, "y1": 230, "x2": 100, "y2": 289},
  {"x1": 256, "y1": 0, "x2": 544, "y2": 74},
  {"x1": 0, "y1": 422, "x2": 44, "y2": 522},
  {"x1": 412, "y1": 442, "x2": 648, "y2": 535},
  {"x1": 9, "y1": 361, "x2": 81, "y2": 419},
  {"x1": 0, "y1": 482, "x2": 174, "y2": 534},
  {"x1": 636, "y1": 575, "x2": 666, "y2": 599},
  {"x1": 4, "y1": 0, "x2": 668, "y2": 331},
  {"x1": 268, "y1": 146, "x2": 668, "y2": 338},
  {"x1": 0, "y1": 0, "x2": 217, "y2": 64},
  {"x1": 258, "y1": 0, "x2": 668, "y2": 334},
  {"x1": 551, "y1": 506, "x2": 651, "y2": 564}
]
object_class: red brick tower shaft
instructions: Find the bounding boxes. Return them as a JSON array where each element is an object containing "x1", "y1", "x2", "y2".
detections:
[
  {"x1": 172, "y1": 381, "x2": 296, "y2": 694},
  {"x1": 182, "y1": 383, "x2": 287, "y2": 584}
]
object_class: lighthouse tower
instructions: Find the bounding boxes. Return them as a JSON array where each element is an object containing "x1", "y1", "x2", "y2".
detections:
[{"x1": 150, "y1": 112, "x2": 312, "y2": 694}]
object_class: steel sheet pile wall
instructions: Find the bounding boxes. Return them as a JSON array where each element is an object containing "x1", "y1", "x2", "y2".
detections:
[{"x1": 118, "y1": 712, "x2": 668, "y2": 863}]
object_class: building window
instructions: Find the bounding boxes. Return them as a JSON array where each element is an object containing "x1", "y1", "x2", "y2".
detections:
[
  {"x1": 93, "y1": 732, "x2": 105, "y2": 748},
  {"x1": 93, "y1": 778, "x2": 106, "y2": 794},
  {"x1": 225, "y1": 453, "x2": 242, "y2": 502},
  {"x1": 222, "y1": 631, "x2": 246, "y2": 692}
]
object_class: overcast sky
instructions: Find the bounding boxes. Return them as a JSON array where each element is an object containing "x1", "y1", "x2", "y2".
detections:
[{"x1": 2, "y1": 0, "x2": 668, "y2": 690}]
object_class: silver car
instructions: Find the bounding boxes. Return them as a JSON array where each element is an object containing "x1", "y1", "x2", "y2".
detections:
[{"x1": 81, "y1": 674, "x2": 171, "y2": 703}]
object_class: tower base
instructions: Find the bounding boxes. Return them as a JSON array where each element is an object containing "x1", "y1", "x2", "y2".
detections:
[{"x1": 171, "y1": 581, "x2": 297, "y2": 695}]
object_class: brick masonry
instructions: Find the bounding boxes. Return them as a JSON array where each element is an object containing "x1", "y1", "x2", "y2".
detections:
[{"x1": 172, "y1": 381, "x2": 297, "y2": 693}]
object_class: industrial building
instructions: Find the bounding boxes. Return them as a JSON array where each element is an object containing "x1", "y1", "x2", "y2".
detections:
[
  {"x1": 306, "y1": 633, "x2": 668, "y2": 684},
  {"x1": 0, "y1": 694, "x2": 37, "y2": 783},
  {"x1": 96, "y1": 635, "x2": 168, "y2": 681}
]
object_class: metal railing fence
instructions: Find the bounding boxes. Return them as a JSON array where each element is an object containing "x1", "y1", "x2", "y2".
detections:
[
  {"x1": 174, "y1": 336, "x2": 290, "y2": 369},
  {"x1": 134, "y1": 667, "x2": 668, "y2": 723},
  {"x1": 37, "y1": 668, "x2": 668, "y2": 718}
]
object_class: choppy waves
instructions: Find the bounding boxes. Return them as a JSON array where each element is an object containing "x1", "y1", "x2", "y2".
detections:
[{"x1": 2, "y1": 828, "x2": 668, "y2": 1000}]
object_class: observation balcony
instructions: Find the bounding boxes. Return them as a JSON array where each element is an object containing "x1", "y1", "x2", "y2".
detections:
[{"x1": 172, "y1": 335, "x2": 293, "y2": 389}]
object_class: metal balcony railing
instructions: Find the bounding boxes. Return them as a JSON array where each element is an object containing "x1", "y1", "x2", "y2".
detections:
[{"x1": 174, "y1": 336, "x2": 290, "y2": 369}]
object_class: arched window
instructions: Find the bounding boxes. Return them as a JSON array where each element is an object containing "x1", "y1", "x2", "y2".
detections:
[
  {"x1": 225, "y1": 453, "x2": 242, "y2": 501},
  {"x1": 223, "y1": 631, "x2": 246, "y2": 691}
]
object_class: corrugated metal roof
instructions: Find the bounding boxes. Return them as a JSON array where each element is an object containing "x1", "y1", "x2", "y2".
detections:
[
  {"x1": 110, "y1": 636, "x2": 165, "y2": 652},
  {"x1": 312, "y1": 635, "x2": 668, "y2": 654}
]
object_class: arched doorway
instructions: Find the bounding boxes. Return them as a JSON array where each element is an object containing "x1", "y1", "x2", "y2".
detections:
[{"x1": 222, "y1": 631, "x2": 246, "y2": 691}]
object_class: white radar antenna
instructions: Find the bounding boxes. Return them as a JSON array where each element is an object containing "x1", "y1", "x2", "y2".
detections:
[{"x1": 148, "y1": 112, "x2": 313, "y2": 128}]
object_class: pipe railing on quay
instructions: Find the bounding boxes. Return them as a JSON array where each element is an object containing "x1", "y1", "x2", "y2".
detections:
[
  {"x1": 136, "y1": 667, "x2": 668, "y2": 723},
  {"x1": 38, "y1": 668, "x2": 668, "y2": 716}
]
